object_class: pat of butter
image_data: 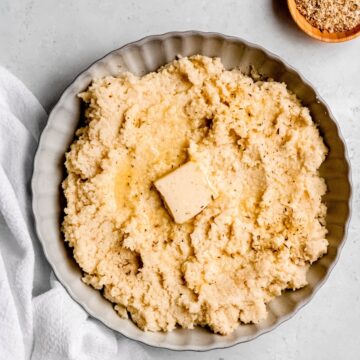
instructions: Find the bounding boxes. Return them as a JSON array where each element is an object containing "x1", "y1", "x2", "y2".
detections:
[{"x1": 154, "y1": 161, "x2": 215, "y2": 224}]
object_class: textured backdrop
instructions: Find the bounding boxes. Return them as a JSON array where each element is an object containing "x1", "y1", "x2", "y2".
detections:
[{"x1": 0, "y1": 1, "x2": 359, "y2": 359}]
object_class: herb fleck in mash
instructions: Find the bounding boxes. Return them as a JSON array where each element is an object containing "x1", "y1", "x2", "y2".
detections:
[{"x1": 62, "y1": 55, "x2": 328, "y2": 335}]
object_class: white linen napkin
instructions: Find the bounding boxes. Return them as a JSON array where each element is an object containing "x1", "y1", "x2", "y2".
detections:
[{"x1": 0, "y1": 67, "x2": 150, "y2": 360}]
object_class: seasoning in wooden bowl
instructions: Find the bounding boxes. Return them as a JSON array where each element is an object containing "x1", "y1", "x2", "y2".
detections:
[{"x1": 295, "y1": 0, "x2": 360, "y2": 32}]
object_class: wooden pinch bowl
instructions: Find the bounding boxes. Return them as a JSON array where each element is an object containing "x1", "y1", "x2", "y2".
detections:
[{"x1": 287, "y1": 0, "x2": 360, "y2": 43}]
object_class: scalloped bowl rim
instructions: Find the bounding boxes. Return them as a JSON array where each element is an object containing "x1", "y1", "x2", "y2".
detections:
[{"x1": 31, "y1": 31, "x2": 352, "y2": 351}]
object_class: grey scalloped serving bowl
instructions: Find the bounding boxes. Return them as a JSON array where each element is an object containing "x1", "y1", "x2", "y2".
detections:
[{"x1": 32, "y1": 31, "x2": 351, "y2": 351}]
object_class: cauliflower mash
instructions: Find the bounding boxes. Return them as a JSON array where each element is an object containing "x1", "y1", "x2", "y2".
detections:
[{"x1": 62, "y1": 55, "x2": 328, "y2": 335}]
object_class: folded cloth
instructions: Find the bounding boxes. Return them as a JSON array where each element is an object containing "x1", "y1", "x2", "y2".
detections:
[{"x1": 0, "y1": 67, "x2": 150, "y2": 360}]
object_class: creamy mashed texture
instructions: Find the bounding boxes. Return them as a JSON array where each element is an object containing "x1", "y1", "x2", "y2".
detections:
[{"x1": 62, "y1": 55, "x2": 328, "y2": 335}]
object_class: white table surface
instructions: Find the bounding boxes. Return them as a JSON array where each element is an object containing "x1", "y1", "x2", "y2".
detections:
[{"x1": 1, "y1": 0, "x2": 359, "y2": 359}]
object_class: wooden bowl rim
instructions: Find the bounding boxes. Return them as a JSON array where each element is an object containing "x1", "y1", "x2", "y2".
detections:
[{"x1": 287, "y1": 0, "x2": 360, "y2": 43}]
